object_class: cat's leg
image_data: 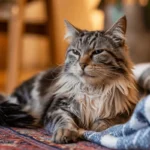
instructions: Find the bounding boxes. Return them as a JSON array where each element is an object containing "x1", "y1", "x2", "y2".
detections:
[
  {"x1": 44, "y1": 108, "x2": 81, "y2": 143},
  {"x1": 91, "y1": 114, "x2": 130, "y2": 132},
  {"x1": 91, "y1": 119, "x2": 113, "y2": 131}
]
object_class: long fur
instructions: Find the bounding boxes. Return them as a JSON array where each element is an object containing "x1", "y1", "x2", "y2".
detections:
[{"x1": 0, "y1": 16, "x2": 139, "y2": 143}]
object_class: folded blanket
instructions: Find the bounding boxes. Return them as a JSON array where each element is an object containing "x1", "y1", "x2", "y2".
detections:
[
  {"x1": 83, "y1": 63, "x2": 150, "y2": 150},
  {"x1": 133, "y1": 63, "x2": 150, "y2": 92}
]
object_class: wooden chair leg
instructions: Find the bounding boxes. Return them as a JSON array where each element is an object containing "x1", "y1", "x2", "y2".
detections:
[{"x1": 6, "y1": 0, "x2": 26, "y2": 94}]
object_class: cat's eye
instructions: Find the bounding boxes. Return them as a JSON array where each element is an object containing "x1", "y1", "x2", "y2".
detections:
[
  {"x1": 92, "y1": 49, "x2": 104, "y2": 55},
  {"x1": 71, "y1": 49, "x2": 80, "y2": 55}
]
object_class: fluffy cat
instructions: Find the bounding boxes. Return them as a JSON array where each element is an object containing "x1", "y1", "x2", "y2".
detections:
[{"x1": 0, "y1": 16, "x2": 138, "y2": 143}]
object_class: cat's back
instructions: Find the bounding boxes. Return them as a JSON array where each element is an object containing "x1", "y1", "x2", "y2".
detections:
[
  {"x1": 8, "y1": 66, "x2": 63, "y2": 123},
  {"x1": 11, "y1": 66, "x2": 63, "y2": 100}
]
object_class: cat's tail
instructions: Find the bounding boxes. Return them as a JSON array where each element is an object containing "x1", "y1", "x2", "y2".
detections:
[{"x1": 0, "y1": 94, "x2": 35, "y2": 127}]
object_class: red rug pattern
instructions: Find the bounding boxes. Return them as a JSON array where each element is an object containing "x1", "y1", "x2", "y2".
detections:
[{"x1": 0, "y1": 126, "x2": 111, "y2": 150}]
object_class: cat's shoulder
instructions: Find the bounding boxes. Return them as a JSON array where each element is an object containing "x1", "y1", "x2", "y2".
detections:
[
  {"x1": 41, "y1": 66, "x2": 63, "y2": 81},
  {"x1": 37, "y1": 66, "x2": 63, "y2": 97}
]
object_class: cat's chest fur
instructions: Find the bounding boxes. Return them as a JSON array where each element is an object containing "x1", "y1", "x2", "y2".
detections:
[
  {"x1": 75, "y1": 91, "x2": 104, "y2": 128},
  {"x1": 54, "y1": 75, "x2": 135, "y2": 129}
]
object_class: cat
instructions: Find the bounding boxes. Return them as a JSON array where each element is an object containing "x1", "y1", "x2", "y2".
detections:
[{"x1": 0, "y1": 16, "x2": 138, "y2": 143}]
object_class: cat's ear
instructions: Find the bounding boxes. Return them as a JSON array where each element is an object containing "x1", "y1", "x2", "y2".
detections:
[
  {"x1": 64, "y1": 20, "x2": 80, "y2": 42},
  {"x1": 105, "y1": 16, "x2": 127, "y2": 43}
]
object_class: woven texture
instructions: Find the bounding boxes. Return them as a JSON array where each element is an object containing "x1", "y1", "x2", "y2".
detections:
[{"x1": 0, "y1": 126, "x2": 110, "y2": 150}]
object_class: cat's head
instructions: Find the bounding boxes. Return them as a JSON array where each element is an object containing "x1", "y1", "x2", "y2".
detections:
[{"x1": 64, "y1": 16, "x2": 133, "y2": 86}]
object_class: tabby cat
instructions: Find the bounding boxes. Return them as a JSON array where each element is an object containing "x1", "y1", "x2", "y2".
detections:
[{"x1": 0, "y1": 16, "x2": 138, "y2": 143}]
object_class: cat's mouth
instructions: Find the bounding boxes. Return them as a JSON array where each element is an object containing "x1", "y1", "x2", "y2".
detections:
[{"x1": 80, "y1": 72, "x2": 96, "y2": 78}]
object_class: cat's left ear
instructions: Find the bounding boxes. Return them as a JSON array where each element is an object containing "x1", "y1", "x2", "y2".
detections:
[
  {"x1": 105, "y1": 16, "x2": 127, "y2": 43},
  {"x1": 64, "y1": 20, "x2": 80, "y2": 43}
]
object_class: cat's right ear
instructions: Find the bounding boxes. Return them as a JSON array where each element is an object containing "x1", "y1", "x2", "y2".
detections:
[
  {"x1": 64, "y1": 20, "x2": 80, "y2": 43},
  {"x1": 105, "y1": 16, "x2": 127, "y2": 45}
]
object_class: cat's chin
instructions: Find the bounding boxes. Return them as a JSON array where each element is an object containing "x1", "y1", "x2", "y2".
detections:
[
  {"x1": 67, "y1": 72, "x2": 105, "y2": 86},
  {"x1": 80, "y1": 72, "x2": 96, "y2": 78},
  {"x1": 80, "y1": 75, "x2": 114, "y2": 86},
  {"x1": 79, "y1": 75, "x2": 103, "y2": 86}
]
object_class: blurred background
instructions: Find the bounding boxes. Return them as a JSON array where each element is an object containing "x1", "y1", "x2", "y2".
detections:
[{"x1": 0, "y1": 0, "x2": 150, "y2": 93}]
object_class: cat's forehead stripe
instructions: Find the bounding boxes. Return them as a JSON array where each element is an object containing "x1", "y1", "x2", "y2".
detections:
[
  {"x1": 76, "y1": 31, "x2": 104, "y2": 50},
  {"x1": 80, "y1": 31, "x2": 106, "y2": 51}
]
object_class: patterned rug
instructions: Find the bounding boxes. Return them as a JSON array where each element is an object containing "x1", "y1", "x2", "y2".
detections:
[{"x1": 0, "y1": 126, "x2": 111, "y2": 150}]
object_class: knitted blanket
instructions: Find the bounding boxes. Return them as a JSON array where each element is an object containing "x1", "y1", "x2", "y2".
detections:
[{"x1": 83, "y1": 63, "x2": 150, "y2": 150}]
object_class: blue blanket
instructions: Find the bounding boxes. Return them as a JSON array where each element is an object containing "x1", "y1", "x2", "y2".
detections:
[{"x1": 83, "y1": 95, "x2": 150, "y2": 149}]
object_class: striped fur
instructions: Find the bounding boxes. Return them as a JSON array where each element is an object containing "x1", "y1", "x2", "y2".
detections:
[
  {"x1": 133, "y1": 63, "x2": 150, "y2": 96},
  {"x1": 0, "y1": 16, "x2": 139, "y2": 143}
]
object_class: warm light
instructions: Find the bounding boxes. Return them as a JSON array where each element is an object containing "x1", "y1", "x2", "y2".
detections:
[
  {"x1": 123, "y1": 0, "x2": 136, "y2": 5},
  {"x1": 90, "y1": 10, "x2": 104, "y2": 30},
  {"x1": 11, "y1": 6, "x2": 19, "y2": 15},
  {"x1": 84, "y1": 0, "x2": 104, "y2": 30},
  {"x1": 85, "y1": 0, "x2": 101, "y2": 10},
  {"x1": 139, "y1": 0, "x2": 148, "y2": 6}
]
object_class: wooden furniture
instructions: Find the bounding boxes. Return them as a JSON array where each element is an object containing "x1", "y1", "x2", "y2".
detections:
[
  {"x1": 6, "y1": 0, "x2": 26, "y2": 93},
  {"x1": 0, "y1": 0, "x2": 25, "y2": 93},
  {"x1": 0, "y1": 0, "x2": 50, "y2": 93}
]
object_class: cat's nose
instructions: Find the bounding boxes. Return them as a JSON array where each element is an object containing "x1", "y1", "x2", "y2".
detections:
[{"x1": 79, "y1": 63, "x2": 87, "y2": 70}]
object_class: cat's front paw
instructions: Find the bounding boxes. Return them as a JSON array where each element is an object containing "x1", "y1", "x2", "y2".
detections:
[
  {"x1": 91, "y1": 119, "x2": 110, "y2": 131},
  {"x1": 52, "y1": 128, "x2": 79, "y2": 144}
]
